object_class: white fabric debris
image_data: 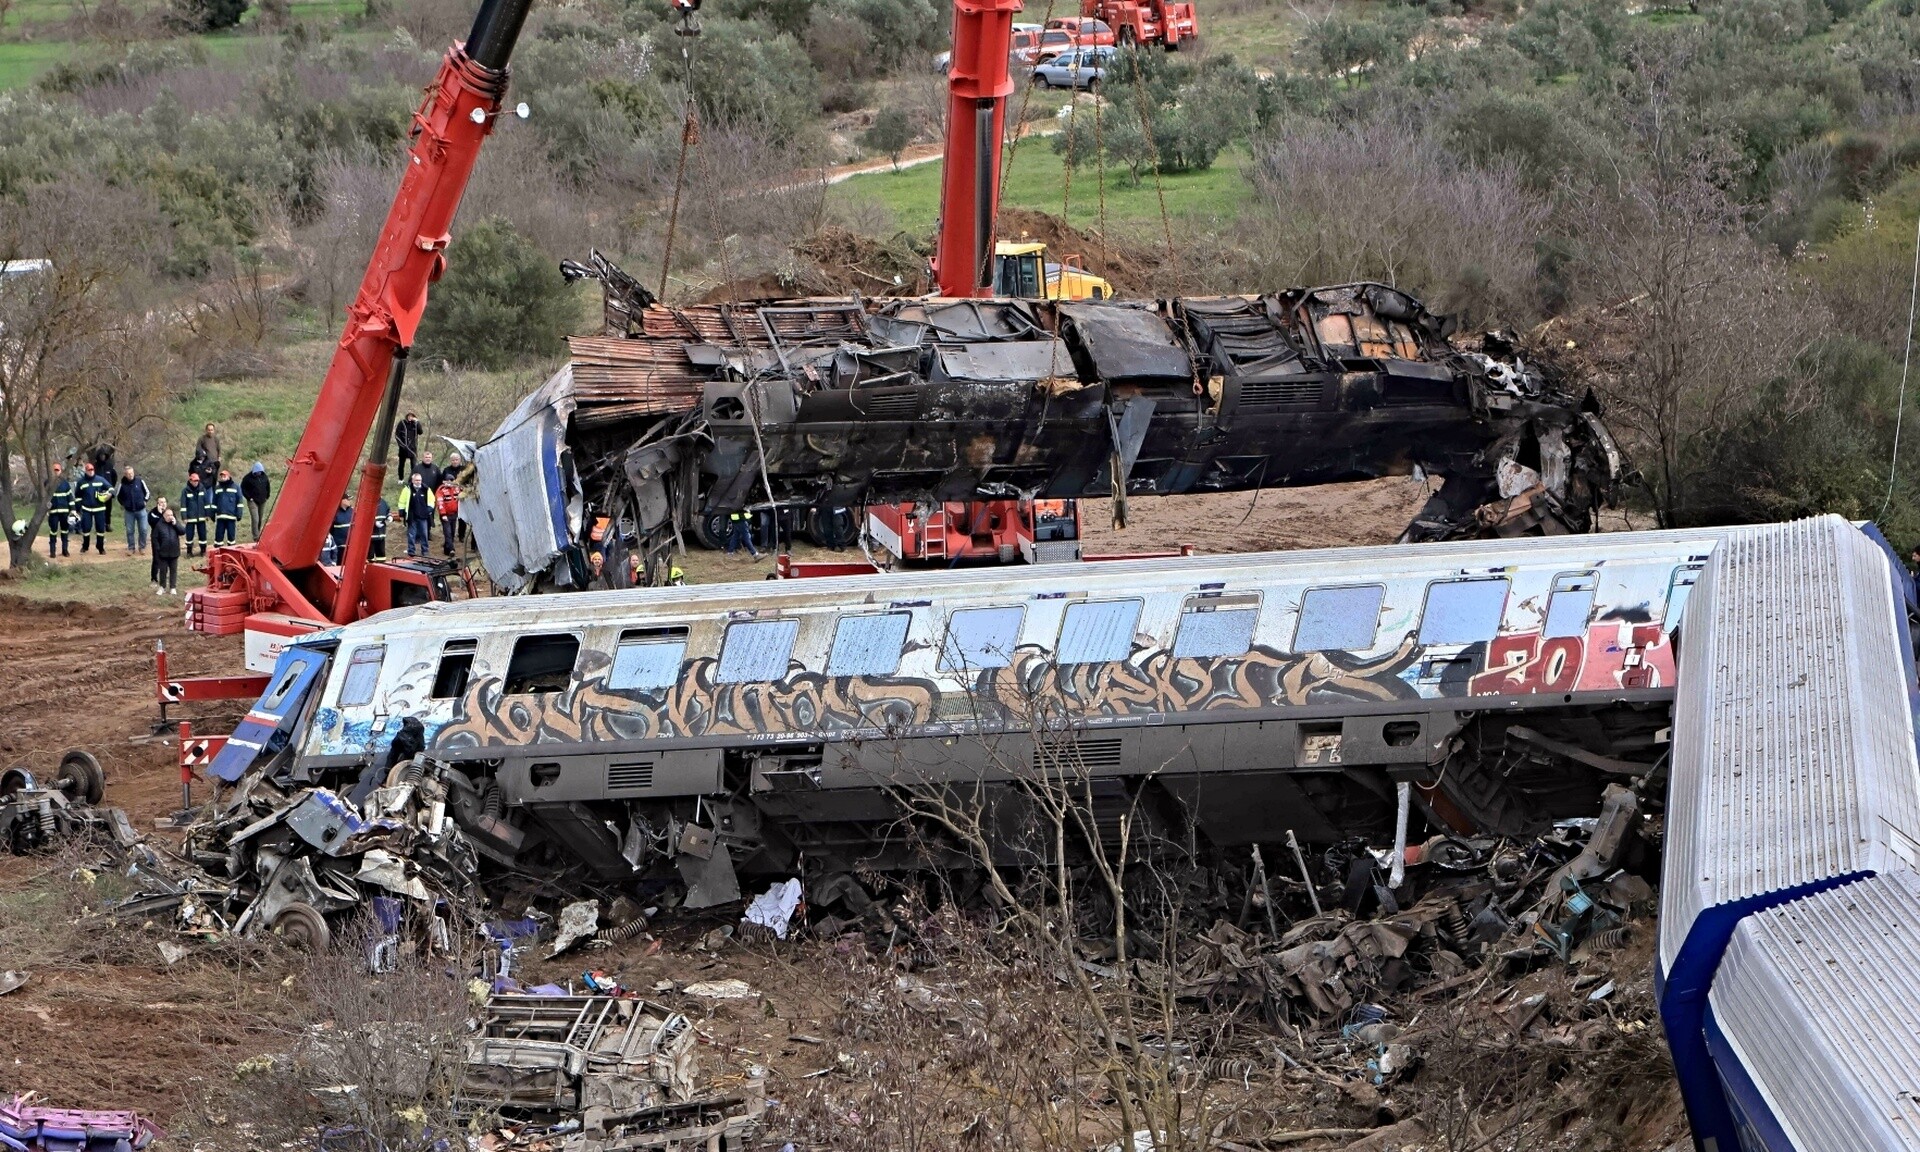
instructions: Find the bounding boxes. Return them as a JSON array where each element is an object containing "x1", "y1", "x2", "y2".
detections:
[
  {"x1": 741, "y1": 878, "x2": 803, "y2": 939},
  {"x1": 548, "y1": 899, "x2": 600, "y2": 958}
]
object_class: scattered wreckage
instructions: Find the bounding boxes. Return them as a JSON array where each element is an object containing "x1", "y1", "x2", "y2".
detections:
[
  {"x1": 0, "y1": 752, "x2": 133, "y2": 856},
  {"x1": 0, "y1": 1096, "x2": 159, "y2": 1152},
  {"x1": 470, "y1": 267, "x2": 1624, "y2": 589},
  {"x1": 184, "y1": 525, "x2": 1727, "y2": 923}
]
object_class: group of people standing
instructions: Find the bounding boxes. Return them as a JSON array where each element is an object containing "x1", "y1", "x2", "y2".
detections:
[
  {"x1": 43, "y1": 422, "x2": 274, "y2": 596},
  {"x1": 321, "y1": 412, "x2": 471, "y2": 565}
]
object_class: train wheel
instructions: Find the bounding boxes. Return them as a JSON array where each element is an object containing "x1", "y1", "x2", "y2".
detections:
[
  {"x1": 692, "y1": 512, "x2": 728, "y2": 550},
  {"x1": 272, "y1": 902, "x2": 331, "y2": 951},
  {"x1": 809, "y1": 506, "x2": 861, "y2": 550},
  {"x1": 56, "y1": 750, "x2": 104, "y2": 806}
]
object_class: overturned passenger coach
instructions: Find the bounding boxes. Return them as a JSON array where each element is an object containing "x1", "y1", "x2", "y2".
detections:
[{"x1": 213, "y1": 527, "x2": 1732, "y2": 904}]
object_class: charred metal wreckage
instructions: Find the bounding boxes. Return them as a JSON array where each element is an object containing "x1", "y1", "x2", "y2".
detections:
[{"x1": 471, "y1": 264, "x2": 1623, "y2": 590}]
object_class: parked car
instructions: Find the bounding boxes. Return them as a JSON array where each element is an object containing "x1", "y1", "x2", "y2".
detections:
[
  {"x1": 1043, "y1": 16, "x2": 1116, "y2": 48},
  {"x1": 1030, "y1": 46, "x2": 1114, "y2": 89},
  {"x1": 936, "y1": 23, "x2": 1044, "y2": 72}
]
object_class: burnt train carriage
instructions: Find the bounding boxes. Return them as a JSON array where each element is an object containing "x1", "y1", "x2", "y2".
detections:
[{"x1": 218, "y1": 528, "x2": 1729, "y2": 894}]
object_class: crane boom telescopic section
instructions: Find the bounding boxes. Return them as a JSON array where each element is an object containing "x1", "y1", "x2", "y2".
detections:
[
  {"x1": 191, "y1": 0, "x2": 534, "y2": 637},
  {"x1": 934, "y1": 0, "x2": 1022, "y2": 297}
]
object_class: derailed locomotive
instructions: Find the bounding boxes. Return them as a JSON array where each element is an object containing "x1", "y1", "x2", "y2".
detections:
[
  {"x1": 212, "y1": 527, "x2": 1724, "y2": 904},
  {"x1": 469, "y1": 279, "x2": 1624, "y2": 590}
]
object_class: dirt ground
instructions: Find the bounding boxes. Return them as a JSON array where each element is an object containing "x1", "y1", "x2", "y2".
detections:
[{"x1": 0, "y1": 483, "x2": 1687, "y2": 1149}]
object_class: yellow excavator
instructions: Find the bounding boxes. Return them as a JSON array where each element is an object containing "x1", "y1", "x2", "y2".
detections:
[{"x1": 990, "y1": 240, "x2": 1115, "y2": 300}]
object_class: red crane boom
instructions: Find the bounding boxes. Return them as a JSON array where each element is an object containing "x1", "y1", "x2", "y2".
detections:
[
  {"x1": 189, "y1": 0, "x2": 534, "y2": 645},
  {"x1": 933, "y1": 0, "x2": 1022, "y2": 297}
]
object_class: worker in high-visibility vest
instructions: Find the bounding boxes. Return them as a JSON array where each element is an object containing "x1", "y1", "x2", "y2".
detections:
[
  {"x1": 725, "y1": 511, "x2": 758, "y2": 558},
  {"x1": 74, "y1": 461, "x2": 113, "y2": 555}
]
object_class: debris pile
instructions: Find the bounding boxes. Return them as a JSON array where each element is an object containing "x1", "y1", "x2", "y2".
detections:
[
  {"x1": 108, "y1": 755, "x2": 500, "y2": 949},
  {"x1": 1179, "y1": 784, "x2": 1654, "y2": 1026},
  {"x1": 0, "y1": 753, "x2": 134, "y2": 856},
  {"x1": 0, "y1": 1096, "x2": 160, "y2": 1152},
  {"x1": 467, "y1": 993, "x2": 765, "y2": 1151}
]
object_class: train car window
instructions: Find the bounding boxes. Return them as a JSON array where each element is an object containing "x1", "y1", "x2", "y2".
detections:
[
  {"x1": 338, "y1": 645, "x2": 386, "y2": 707},
  {"x1": 610, "y1": 626, "x2": 688, "y2": 691},
  {"x1": 1293, "y1": 585, "x2": 1384, "y2": 652},
  {"x1": 717, "y1": 619, "x2": 800, "y2": 683},
  {"x1": 828, "y1": 613, "x2": 911, "y2": 677},
  {"x1": 941, "y1": 606, "x2": 1024, "y2": 671},
  {"x1": 1057, "y1": 599, "x2": 1142, "y2": 664},
  {"x1": 504, "y1": 633, "x2": 581, "y2": 694},
  {"x1": 1417, "y1": 578, "x2": 1511, "y2": 645},
  {"x1": 431, "y1": 638, "x2": 478, "y2": 699},
  {"x1": 1665, "y1": 564, "x2": 1704, "y2": 633},
  {"x1": 1543, "y1": 573, "x2": 1599, "y2": 640},
  {"x1": 1173, "y1": 593, "x2": 1261, "y2": 658}
]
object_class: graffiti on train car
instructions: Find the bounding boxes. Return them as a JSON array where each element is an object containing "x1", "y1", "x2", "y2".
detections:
[{"x1": 397, "y1": 618, "x2": 1672, "y2": 754}]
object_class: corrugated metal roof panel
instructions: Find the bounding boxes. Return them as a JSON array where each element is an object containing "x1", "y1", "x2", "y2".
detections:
[
  {"x1": 1661, "y1": 515, "x2": 1920, "y2": 971},
  {"x1": 1710, "y1": 869, "x2": 1920, "y2": 1151},
  {"x1": 566, "y1": 336, "x2": 708, "y2": 427}
]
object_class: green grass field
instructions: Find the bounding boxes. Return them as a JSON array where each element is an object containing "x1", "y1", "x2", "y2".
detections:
[
  {"x1": 0, "y1": 0, "x2": 367, "y2": 90},
  {"x1": 836, "y1": 138, "x2": 1255, "y2": 236}
]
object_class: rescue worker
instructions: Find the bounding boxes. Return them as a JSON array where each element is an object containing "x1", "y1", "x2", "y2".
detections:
[
  {"x1": 150, "y1": 506, "x2": 181, "y2": 595},
  {"x1": 725, "y1": 510, "x2": 759, "y2": 558},
  {"x1": 46, "y1": 463, "x2": 73, "y2": 558},
  {"x1": 240, "y1": 462, "x2": 271, "y2": 540},
  {"x1": 435, "y1": 469, "x2": 461, "y2": 556},
  {"x1": 442, "y1": 452, "x2": 474, "y2": 549},
  {"x1": 371, "y1": 496, "x2": 391, "y2": 560},
  {"x1": 395, "y1": 412, "x2": 423, "y2": 481},
  {"x1": 668, "y1": 563, "x2": 686, "y2": 586},
  {"x1": 179, "y1": 472, "x2": 212, "y2": 557},
  {"x1": 117, "y1": 466, "x2": 150, "y2": 554},
  {"x1": 324, "y1": 497, "x2": 352, "y2": 565},
  {"x1": 210, "y1": 468, "x2": 243, "y2": 546},
  {"x1": 75, "y1": 461, "x2": 113, "y2": 554},
  {"x1": 92, "y1": 446, "x2": 116, "y2": 533},
  {"x1": 402, "y1": 473, "x2": 434, "y2": 558}
]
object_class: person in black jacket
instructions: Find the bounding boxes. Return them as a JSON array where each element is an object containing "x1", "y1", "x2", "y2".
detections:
[
  {"x1": 323, "y1": 497, "x2": 352, "y2": 565},
  {"x1": 240, "y1": 462, "x2": 271, "y2": 540},
  {"x1": 402, "y1": 474, "x2": 434, "y2": 557},
  {"x1": 395, "y1": 412, "x2": 423, "y2": 480},
  {"x1": 117, "y1": 466, "x2": 150, "y2": 554},
  {"x1": 150, "y1": 506, "x2": 182, "y2": 594},
  {"x1": 372, "y1": 496, "x2": 391, "y2": 559}
]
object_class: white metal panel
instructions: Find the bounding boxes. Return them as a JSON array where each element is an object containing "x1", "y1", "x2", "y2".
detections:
[
  {"x1": 1709, "y1": 869, "x2": 1920, "y2": 1152},
  {"x1": 1661, "y1": 515, "x2": 1920, "y2": 971}
]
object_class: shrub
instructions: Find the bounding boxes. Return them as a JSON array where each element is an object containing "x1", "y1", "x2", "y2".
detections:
[
  {"x1": 165, "y1": 0, "x2": 249, "y2": 32},
  {"x1": 861, "y1": 106, "x2": 914, "y2": 169},
  {"x1": 414, "y1": 217, "x2": 578, "y2": 369}
]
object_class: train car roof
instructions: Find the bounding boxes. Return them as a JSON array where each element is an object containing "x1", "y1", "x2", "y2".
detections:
[{"x1": 341, "y1": 524, "x2": 1738, "y2": 641}]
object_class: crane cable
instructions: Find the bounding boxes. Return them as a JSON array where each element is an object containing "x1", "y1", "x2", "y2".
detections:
[
  {"x1": 1121, "y1": 39, "x2": 1176, "y2": 268},
  {"x1": 1880, "y1": 205, "x2": 1920, "y2": 521},
  {"x1": 658, "y1": 3, "x2": 702, "y2": 301},
  {"x1": 1002, "y1": 0, "x2": 1060, "y2": 218}
]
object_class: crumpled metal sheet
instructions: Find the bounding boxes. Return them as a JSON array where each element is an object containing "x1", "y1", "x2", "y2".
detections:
[
  {"x1": 1058, "y1": 302, "x2": 1193, "y2": 384},
  {"x1": 468, "y1": 366, "x2": 582, "y2": 593}
]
